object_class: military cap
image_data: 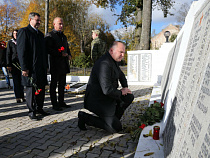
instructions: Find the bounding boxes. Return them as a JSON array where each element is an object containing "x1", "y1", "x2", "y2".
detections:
[{"x1": 92, "y1": 30, "x2": 100, "y2": 35}]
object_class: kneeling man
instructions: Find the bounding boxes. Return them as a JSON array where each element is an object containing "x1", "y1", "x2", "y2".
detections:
[{"x1": 78, "y1": 41, "x2": 134, "y2": 133}]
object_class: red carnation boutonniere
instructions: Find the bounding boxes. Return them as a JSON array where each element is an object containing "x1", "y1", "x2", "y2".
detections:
[{"x1": 58, "y1": 46, "x2": 65, "y2": 52}]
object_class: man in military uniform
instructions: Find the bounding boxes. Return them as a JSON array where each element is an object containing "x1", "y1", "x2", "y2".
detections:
[{"x1": 91, "y1": 30, "x2": 106, "y2": 63}]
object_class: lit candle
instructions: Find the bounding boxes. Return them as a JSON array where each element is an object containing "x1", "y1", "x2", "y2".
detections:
[{"x1": 153, "y1": 126, "x2": 160, "y2": 140}]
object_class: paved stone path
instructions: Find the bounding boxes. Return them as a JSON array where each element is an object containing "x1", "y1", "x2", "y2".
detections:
[{"x1": 0, "y1": 85, "x2": 152, "y2": 158}]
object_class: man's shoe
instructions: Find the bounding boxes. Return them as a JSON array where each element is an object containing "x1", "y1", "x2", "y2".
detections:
[
  {"x1": 53, "y1": 106, "x2": 63, "y2": 111},
  {"x1": 59, "y1": 102, "x2": 71, "y2": 108},
  {"x1": 16, "y1": 99, "x2": 21, "y2": 103},
  {"x1": 28, "y1": 113, "x2": 39, "y2": 121},
  {"x1": 22, "y1": 98, "x2": 26, "y2": 102},
  {"x1": 37, "y1": 109, "x2": 50, "y2": 116},
  {"x1": 78, "y1": 111, "x2": 87, "y2": 130}
]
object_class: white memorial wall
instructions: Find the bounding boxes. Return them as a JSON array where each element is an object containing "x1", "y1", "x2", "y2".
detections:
[{"x1": 134, "y1": 0, "x2": 210, "y2": 157}]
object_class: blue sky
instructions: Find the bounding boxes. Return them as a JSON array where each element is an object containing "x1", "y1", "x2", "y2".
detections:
[
  {"x1": 1, "y1": 0, "x2": 194, "y2": 34},
  {"x1": 89, "y1": 0, "x2": 194, "y2": 34}
]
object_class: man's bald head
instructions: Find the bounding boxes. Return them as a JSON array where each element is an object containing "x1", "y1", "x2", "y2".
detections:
[{"x1": 53, "y1": 17, "x2": 63, "y2": 32}]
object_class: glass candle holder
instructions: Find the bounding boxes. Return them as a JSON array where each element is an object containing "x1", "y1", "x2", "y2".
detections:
[{"x1": 153, "y1": 126, "x2": 160, "y2": 140}]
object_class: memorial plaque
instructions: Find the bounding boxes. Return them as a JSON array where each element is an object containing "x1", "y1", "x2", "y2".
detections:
[
  {"x1": 128, "y1": 54, "x2": 139, "y2": 81},
  {"x1": 164, "y1": 0, "x2": 210, "y2": 157},
  {"x1": 161, "y1": 33, "x2": 183, "y2": 102},
  {"x1": 140, "y1": 53, "x2": 151, "y2": 82},
  {"x1": 179, "y1": 62, "x2": 210, "y2": 158}
]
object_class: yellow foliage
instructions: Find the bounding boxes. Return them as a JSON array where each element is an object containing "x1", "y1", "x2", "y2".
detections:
[
  {"x1": 19, "y1": 1, "x2": 39, "y2": 28},
  {"x1": 19, "y1": 0, "x2": 45, "y2": 33},
  {"x1": 63, "y1": 25, "x2": 81, "y2": 60},
  {"x1": 0, "y1": 4, "x2": 19, "y2": 41}
]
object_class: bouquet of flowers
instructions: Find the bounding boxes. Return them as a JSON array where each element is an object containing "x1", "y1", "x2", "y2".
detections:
[
  {"x1": 132, "y1": 101, "x2": 165, "y2": 141},
  {"x1": 12, "y1": 63, "x2": 42, "y2": 95}
]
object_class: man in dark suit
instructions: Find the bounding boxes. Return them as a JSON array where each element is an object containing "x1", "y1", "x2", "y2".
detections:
[
  {"x1": 17, "y1": 12, "x2": 49, "y2": 120},
  {"x1": 78, "y1": 41, "x2": 134, "y2": 133},
  {"x1": 45, "y1": 17, "x2": 71, "y2": 111}
]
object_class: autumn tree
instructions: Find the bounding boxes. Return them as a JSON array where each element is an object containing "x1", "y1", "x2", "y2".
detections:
[
  {"x1": 91, "y1": 0, "x2": 175, "y2": 50},
  {"x1": 1, "y1": 0, "x2": 114, "y2": 65},
  {"x1": 0, "y1": 0, "x2": 21, "y2": 41},
  {"x1": 19, "y1": 0, "x2": 45, "y2": 32}
]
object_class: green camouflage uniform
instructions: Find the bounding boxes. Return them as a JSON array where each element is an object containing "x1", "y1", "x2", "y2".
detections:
[{"x1": 91, "y1": 37, "x2": 106, "y2": 63}]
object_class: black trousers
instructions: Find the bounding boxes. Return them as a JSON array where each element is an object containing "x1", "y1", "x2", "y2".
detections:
[
  {"x1": 26, "y1": 86, "x2": 45, "y2": 114},
  {"x1": 11, "y1": 68, "x2": 24, "y2": 99},
  {"x1": 50, "y1": 73, "x2": 66, "y2": 107},
  {"x1": 83, "y1": 93, "x2": 134, "y2": 133}
]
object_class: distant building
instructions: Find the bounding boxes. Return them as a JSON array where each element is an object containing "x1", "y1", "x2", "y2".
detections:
[{"x1": 151, "y1": 24, "x2": 180, "y2": 50}]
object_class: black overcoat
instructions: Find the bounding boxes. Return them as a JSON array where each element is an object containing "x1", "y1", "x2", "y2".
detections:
[
  {"x1": 17, "y1": 25, "x2": 48, "y2": 87},
  {"x1": 6, "y1": 39, "x2": 19, "y2": 67},
  {"x1": 0, "y1": 47, "x2": 6, "y2": 68},
  {"x1": 84, "y1": 52, "x2": 128, "y2": 117},
  {"x1": 45, "y1": 30, "x2": 71, "y2": 75}
]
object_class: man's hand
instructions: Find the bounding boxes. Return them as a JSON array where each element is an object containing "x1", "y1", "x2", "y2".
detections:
[
  {"x1": 22, "y1": 70, "x2": 29, "y2": 77},
  {"x1": 62, "y1": 52, "x2": 68, "y2": 57},
  {"x1": 121, "y1": 87, "x2": 132, "y2": 96}
]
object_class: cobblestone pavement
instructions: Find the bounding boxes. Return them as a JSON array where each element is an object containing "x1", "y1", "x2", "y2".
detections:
[{"x1": 0, "y1": 85, "x2": 152, "y2": 158}]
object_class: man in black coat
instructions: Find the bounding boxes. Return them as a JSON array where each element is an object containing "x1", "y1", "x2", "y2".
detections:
[
  {"x1": 45, "y1": 17, "x2": 71, "y2": 111},
  {"x1": 17, "y1": 12, "x2": 49, "y2": 120},
  {"x1": 78, "y1": 41, "x2": 134, "y2": 133}
]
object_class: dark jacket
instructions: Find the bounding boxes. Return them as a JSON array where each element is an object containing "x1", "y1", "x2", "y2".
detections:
[
  {"x1": 0, "y1": 47, "x2": 6, "y2": 68},
  {"x1": 45, "y1": 29, "x2": 71, "y2": 75},
  {"x1": 17, "y1": 24, "x2": 48, "y2": 87},
  {"x1": 6, "y1": 39, "x2": 19, "y2": 67},
  {"x1": 84, "y1": 52, "x2": 128, "y2": 117}
]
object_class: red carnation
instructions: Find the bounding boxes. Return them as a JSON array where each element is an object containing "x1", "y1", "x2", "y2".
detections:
[
  {"x1": 35, "y1": 91, "x2": 39, "y2": 95},
  {"x1": 60, "y1": 46, "x2": 65, "y2": 51},
  {"x1": 58, "y1": 46, "x2": 65, "y2": 52},
  {"x1": 139, "y1": 124, "x2": 146, "y2": 129},
  {"x1": 38, "y1": 89, "x2": 42, "y2": 93},
  {"x1": 160, "y1": 102, "x2": 164, "y2": 107},
  {"x1": 154, "y1": 100, "x2": 157, "y2": 103}
]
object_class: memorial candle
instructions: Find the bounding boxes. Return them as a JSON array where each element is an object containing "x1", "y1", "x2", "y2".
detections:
[{"x1": 153, "y1": 126, "x2": 160, "y2": 140}]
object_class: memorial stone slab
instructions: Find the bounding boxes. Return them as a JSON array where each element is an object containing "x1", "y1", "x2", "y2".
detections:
[
  {"x1": 128, "y1": 54, "x2": 139, "y2": 81},
  {"x1": 140, "y1": 53, "x2": 152, "y2": 82},
  {"x1": 127, "y1": 52, "x2": 152, "y2": 82},
  {"x1": 163, "y1": 0, "x2": 210, "y2": 157},
  {"x1": 161, "y1": 33, "x2": 183, "y2": 102}
]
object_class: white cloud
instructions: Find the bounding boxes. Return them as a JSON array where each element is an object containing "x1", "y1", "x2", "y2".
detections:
[
  {"x1": 152, "y1": 0, "x2": 194, "y2": 23},
  {"x1": 89, "y1": 0, "x2": 194, "y2": 33},
  {"x1": 111, "y1": 26, "x2": 135, "y2": 40},
  {"x1": 88, "y1": 4, "x2": 118, "y2": 27}
]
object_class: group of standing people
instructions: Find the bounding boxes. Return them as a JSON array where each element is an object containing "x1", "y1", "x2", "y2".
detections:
[
  {"x1": 1, "y1": 11, "x2": 134, "y2": 134},
  {"x1": 16, "y1": 12, "x2": 72, "y2": 120},
  {"x1": 1, "y1": 12, "x2": 71, "y2": 120}
]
